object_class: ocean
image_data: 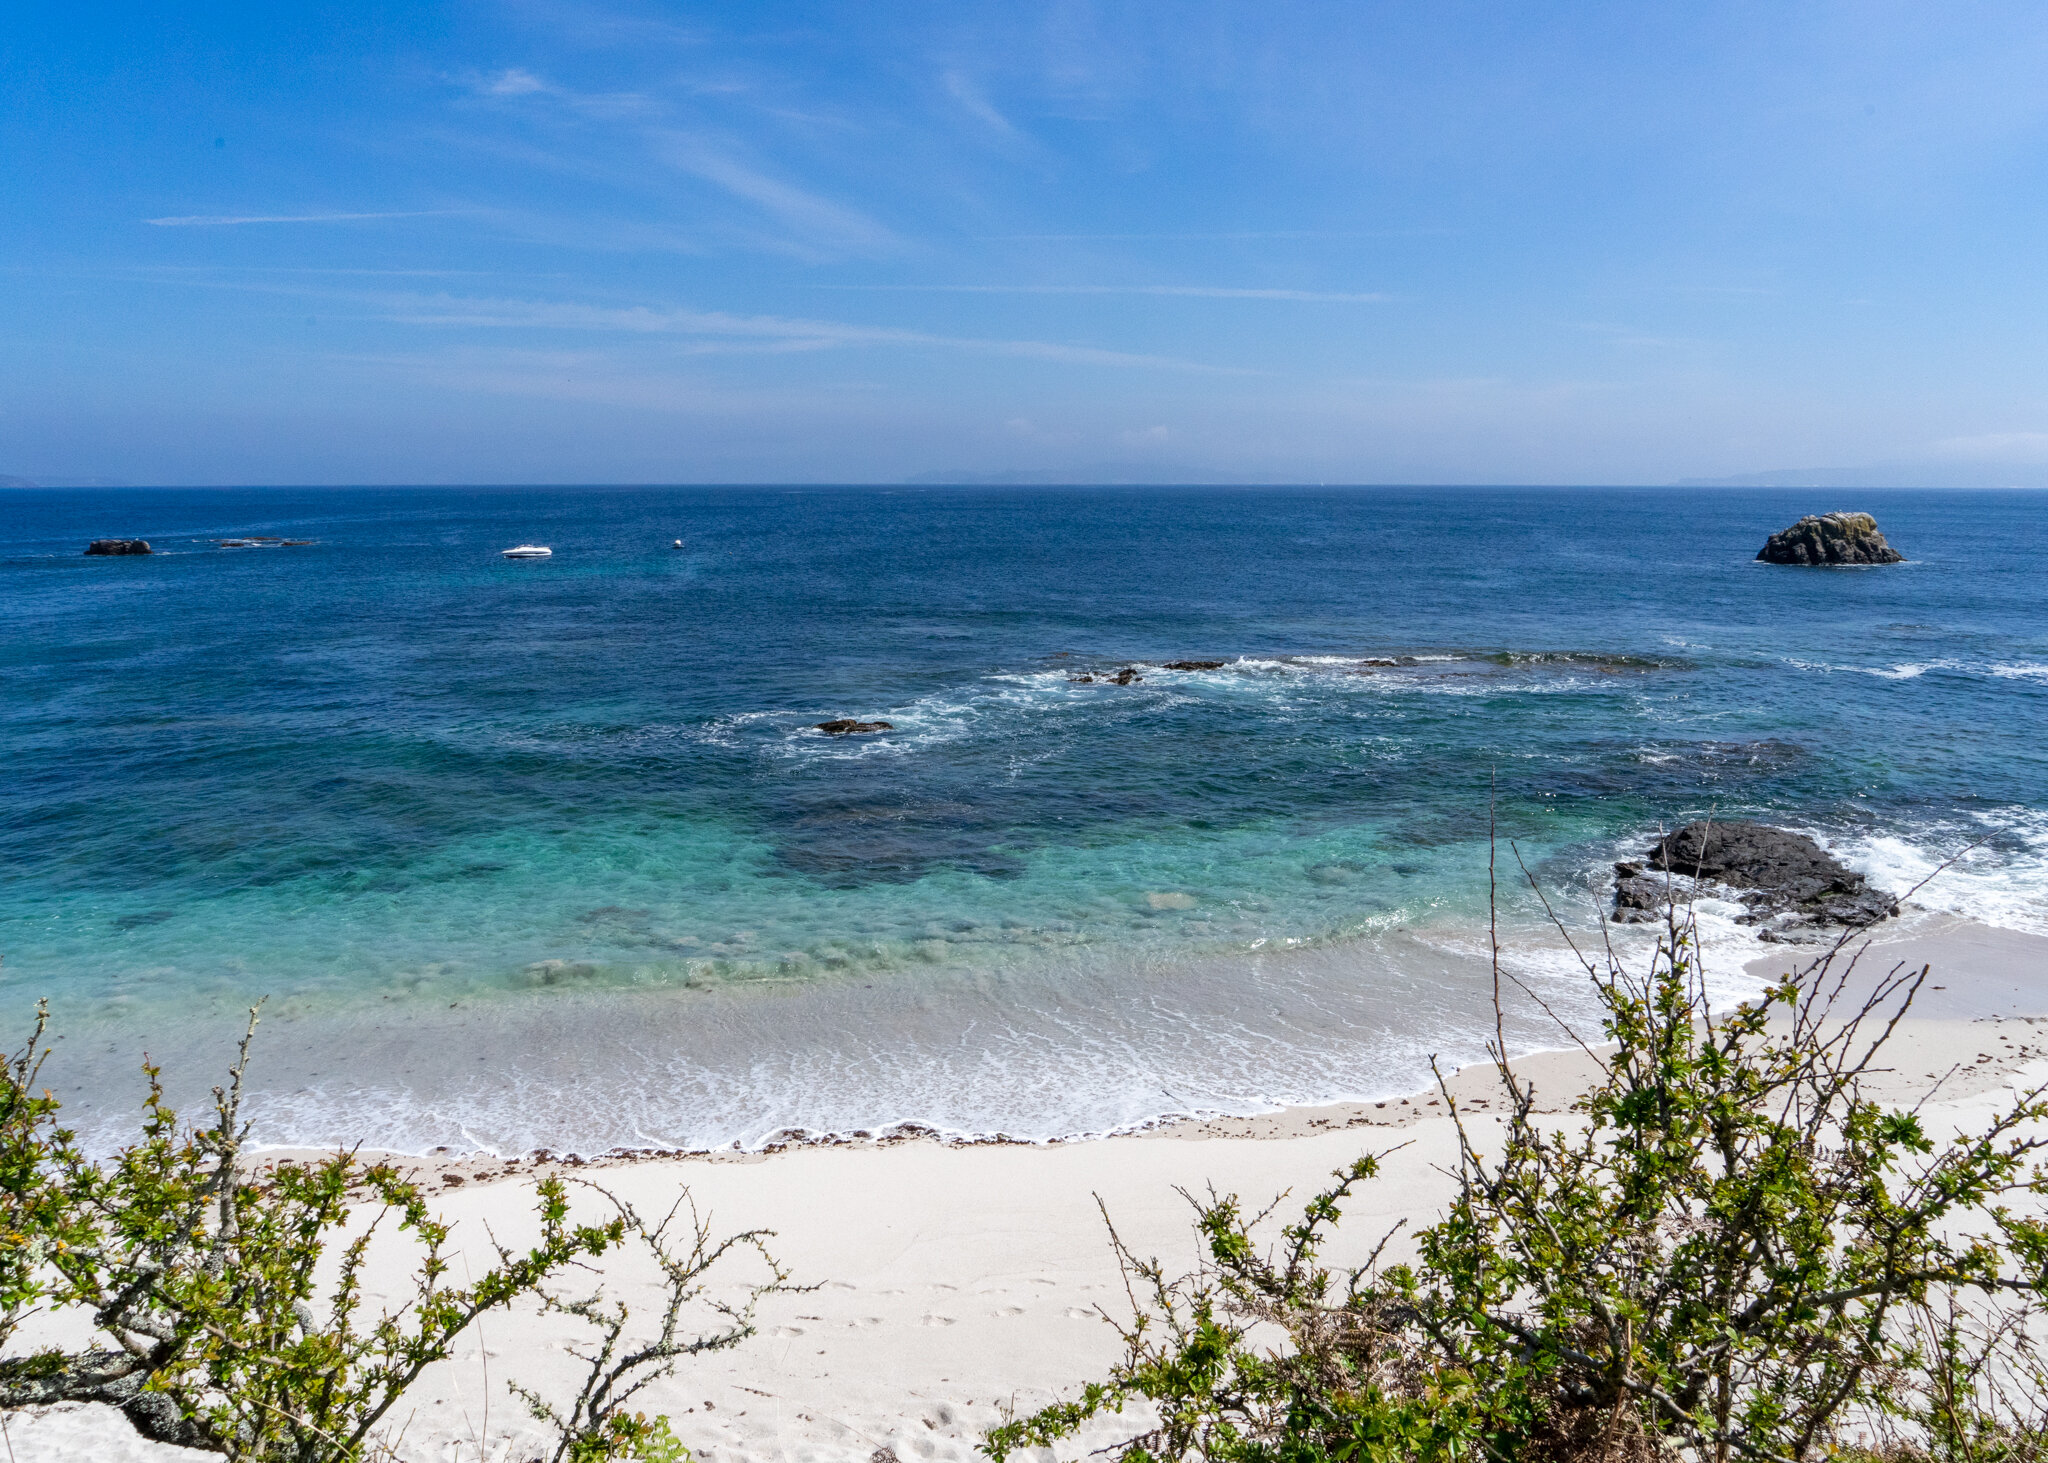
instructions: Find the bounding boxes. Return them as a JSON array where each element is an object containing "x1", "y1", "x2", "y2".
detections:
[{"x1": 4, "y1": 485, "x2": 2046, "y2": 1154}]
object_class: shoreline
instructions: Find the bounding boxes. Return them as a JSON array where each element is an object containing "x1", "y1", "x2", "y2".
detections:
[
  {"x1": 224, "y1": 911, "x2": 2048, "y2": 1180},
  {"x1": 10, "y1": 917, "x2": 2048, "y2": 1462},
  {"x1": 20, "y1": 789, "x2": 2046, "y2": 1159}
]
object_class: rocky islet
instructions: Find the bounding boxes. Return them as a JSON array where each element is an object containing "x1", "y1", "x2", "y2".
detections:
[
  {"x1": 83, "y1": 537, "x2": 317, "y2": 554},
  {"x1": 1756, "y1": 512, "x2": 1905, "y2": 565}
]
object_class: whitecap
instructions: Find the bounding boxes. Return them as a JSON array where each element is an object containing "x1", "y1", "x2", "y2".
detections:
[{"x1": 1830, "y1": 810, "x2": 2048, "y2": 937}]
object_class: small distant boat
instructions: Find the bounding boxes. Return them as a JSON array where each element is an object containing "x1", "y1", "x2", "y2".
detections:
[
  {"x1": 672, "y1": 539, "x2": 684, "y2": 549},
  {"x1": 502, "y1": 545, "x2": 552, "y2": 559}
]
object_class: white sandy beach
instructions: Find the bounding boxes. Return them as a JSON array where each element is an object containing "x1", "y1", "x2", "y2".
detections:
[{"x1": 11, "y1": 920, "x2": 2048, "y2": 1463}]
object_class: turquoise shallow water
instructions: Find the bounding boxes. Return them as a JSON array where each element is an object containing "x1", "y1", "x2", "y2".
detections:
[{"x1": 3, "y1": 486, "x2": 2046, "y2": 1150}]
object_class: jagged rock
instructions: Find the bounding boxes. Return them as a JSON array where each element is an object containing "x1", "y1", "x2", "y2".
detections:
[
  {"x1": 1610, "y1": 861, "x2": 1669, "y2": 924},
  {"x1": 1756, "y1": 512, "x2": 1905, "y2": 565},
  {"x1": 1626, "y1": 820, "x2": 1898, "y2": 929},
  {"x1": 1163, "y1": 660, "x2": 1226, "y2": 670},
  {"x1": 84, "y1": 539, "x2": 151, "y2": 556},
  {"x1": 1651, "y1": 822, "x2": 1839, "y2": 893},
  {"x1": 816, "y1": 719, "x2": 893, "y2": 735},
  {"x1": 1109, "y1": 667, "x2": 1141, "y2": 685}
]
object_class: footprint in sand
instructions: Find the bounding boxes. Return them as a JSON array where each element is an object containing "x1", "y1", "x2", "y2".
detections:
[
  {"x1": 1064, "y1": 1307, "x2": 1095, "y2": 1319},
  {"x1": 993, "y1": 1306, "x2": 1025, "y2": 1317},
  {"x1": 920, "y1": 1314, "x2": 956, "y2": 1326},
  {"x1": 768, "y1": 1325, "x2": 805, "y2": 1337}
]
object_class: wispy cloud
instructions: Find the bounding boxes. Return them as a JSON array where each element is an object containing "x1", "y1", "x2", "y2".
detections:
[
  {"x1": 480, "y1": 67, "x2": 553, "y2": 96},
  {"x1": 132, "y1": 264, "x2": 529, "y2": 278},
  {"x1": 980, "y1": 230, "x2": 1458, "y2": 241},
  {"x1": 463, "y1": 67, "x2": 657, "y2": 119},
  {"x1": 826, "y1": 284, "x2": 1387, "y2": 303},
  {"x1": 943, "y1": 71, "x2": 1016, "y2": 135},
  {"x1": 144, "y1": 211, "x2": 460, "y2": 228},
  {"x1": 452, "y1": 58, "x2": 887, "y2": 258},
  {"x1": 654, "y1": 137, "x2": 900, "y2": 255},
  {"x1": 370, "y1": 291, "x2": 1249, "y2": 372},
  {"x1": 350, "y1": 345, "x2": 869, "y2": 415}
]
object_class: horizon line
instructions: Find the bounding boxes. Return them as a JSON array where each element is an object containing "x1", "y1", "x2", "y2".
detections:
[{"x1": 7, "y1": 479, "x2": 2042, "y2": 491}]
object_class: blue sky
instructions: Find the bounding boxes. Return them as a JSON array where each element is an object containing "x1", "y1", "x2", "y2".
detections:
[{"x1": 7, "y1": 1, "x2": 2048, "y2": 485}]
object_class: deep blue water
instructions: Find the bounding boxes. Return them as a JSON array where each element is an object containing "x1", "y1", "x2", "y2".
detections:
[{"x1": 3, "y1": 486, "x2": 2046, "y2": 1148}]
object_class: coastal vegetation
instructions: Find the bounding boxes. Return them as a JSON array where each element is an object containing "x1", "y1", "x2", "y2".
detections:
[
  {"x1": 988, "y1": 892, "x2": 2048, "y2": 1463},
  {"x1": 0, "y1": 1004, "x2": 792, "y2": 1461}
]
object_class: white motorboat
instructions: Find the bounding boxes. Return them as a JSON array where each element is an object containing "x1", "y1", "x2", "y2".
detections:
[{"x1": 501, "y1": 545, "x2": 553, "y2": 559}]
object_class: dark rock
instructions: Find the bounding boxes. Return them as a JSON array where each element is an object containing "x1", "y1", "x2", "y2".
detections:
[
  {"x1": 1163, "y1": 660, "x2": 1226, "y2": 671},
  {"x1": 1069, "y1": 674, "x2": 1095, "y2": 683},
  {"x1": 1109, "y1": 667, "x2": 1141, "y2": 685},
  {"x1": 1651, "y1": 821, "x2": 1838, "y2": 892},
  {"x1": 1801, "y1": 884, "x2": 1901, "y2": 928},
  {"x1": 816, "y1": 719, "x2": 893, "y2": 735},
  {"x1": 1756, "y1": 512, "x2": 1905, "y2": 565},
  {"x1": 1609, "y1": 859, "x2": 1669, "y2": 923},
  {"x1": 1642, "y1": 820, "x2": 1897, "y2": 929},
  {"x1": 1611, "y1": 873, "x2": 1670, "y2": 923},
  {"x1": 84, "y1": 539, "x2": 151, "y2": 556}
]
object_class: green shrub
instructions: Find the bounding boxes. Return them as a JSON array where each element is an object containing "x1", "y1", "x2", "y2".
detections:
[
  {"x1": 0, "y1": 1002, "x2": 790, "y2": 1461},
  {"x1": 989, "y1": 899, "x2": 2048, "y2": 1463}
]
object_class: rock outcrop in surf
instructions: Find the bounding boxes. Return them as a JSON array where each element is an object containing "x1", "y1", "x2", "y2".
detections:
[
  {"x1": 84, "y1": 539, "x2": 152, "y2": 556},
  {"x1": 816, "y1": 719, "x2": 893, "y2": 735},
  {"x1": 1756, "y1": 512, "x2": 1904, "y2": 565},
  {"x1": 1611, "y1": 820, "x2": 1898, "y2": 932}
]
